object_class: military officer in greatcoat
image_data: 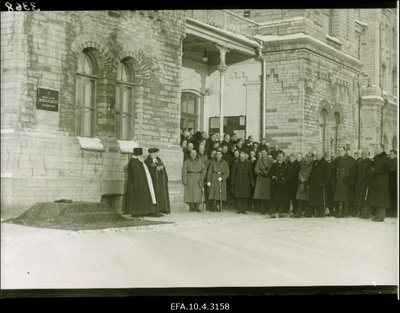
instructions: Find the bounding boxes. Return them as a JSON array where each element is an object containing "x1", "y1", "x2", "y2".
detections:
[
  {"x1": 182, "y1": 149, "x2": 207, "y2": 212},
  {"x1": 353, "y1": 150, "x2": 373, "y2": 219},
  {"x1": 206, "y1": 150, "x2": 230, "y2": 212},
  {"x1": 308, "y1": 152, "x2": 331, "y2": 217},
  {"x1": 332, "y1": 146, "x2": 353, "y2": 217},
  {"x1": 368, "y1": 144, "x2": 391, "y2": 222},
  {"x1": 268, "y1": 152, "x2": 292, "y2": 218},
  {"x1": 230, "y1": 151, "x2": 255, "y2": 214}
]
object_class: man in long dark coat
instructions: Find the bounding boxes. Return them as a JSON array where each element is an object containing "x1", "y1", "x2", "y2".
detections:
[
  {"x1": 368, "y1": 144, "x2": 391, "y2": 222},
  {"x1": 231, "y1": 151, "x2": 255, "y2": 214},
  {"x1": 353, "y1": 150, "x2": 373, "y2": 219},
  {"x1": 332, "y1": 146, "x2": 353, "y2": 217},
  {"x1": 254, "y1": 151, "x2": 274, "y2": 215},
  {"x1": 388, "y1": 150, "x2": 397, "y2": 217},
  {"x1": 207, "y1": 150, "x2": 230, "y2": 212},
  {"x1": 289, "y1": 153, "x2": 303, "y2": 214},
  {"x1": 144, "y1": 148, "x2": 171, "y2": 215},
  {"x1": 309, "y1": 152, "x2": 331, "y2": 217},
  {"x1": 268, "y1": 152, "x2": 292, "y2": 217},
  {"x1": 182, "y1": 149, "x2": 206, "y2": 212},
  {"x1": 346, "y1": 152, "x2": 357, "y2": 216},
  {"x1": 125, "y1": 147, "x2": 157, "y2": 217}
]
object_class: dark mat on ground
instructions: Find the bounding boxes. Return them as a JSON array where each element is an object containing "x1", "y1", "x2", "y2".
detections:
[{"x1": 2, "y1": 201, "x2": 172, "y2": 231}]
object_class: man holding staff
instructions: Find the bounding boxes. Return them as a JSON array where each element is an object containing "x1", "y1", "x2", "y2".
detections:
[{"x1": 207, "y1": 150, "x2": 230, "y2": 212}]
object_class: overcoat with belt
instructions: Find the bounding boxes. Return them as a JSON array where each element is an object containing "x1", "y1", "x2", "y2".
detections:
[
  {"x1": 206, "y1": 159, "x2": 230, "y2": 201},
  {"x1": 253, "y1": 157, "x2": 272, "y2": 199},
  {"x1": 182, "y1": 157, "x2": 206, "y2": 203}
]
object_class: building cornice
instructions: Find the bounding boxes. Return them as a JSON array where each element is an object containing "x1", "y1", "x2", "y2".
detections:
[{"x1": 255, "y1": 33, "x2": 363, "y2": 70}]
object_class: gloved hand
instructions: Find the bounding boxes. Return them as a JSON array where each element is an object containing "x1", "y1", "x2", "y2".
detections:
[
  {"x1": 217, "y1": 177, "x2": 223, "y2": 182},
  {"x1": 198, "y1": 180, "x2": 203, "y2": 187},
  {"x1": 207, "y1": 182, "x2": 211, "y2": 187}
]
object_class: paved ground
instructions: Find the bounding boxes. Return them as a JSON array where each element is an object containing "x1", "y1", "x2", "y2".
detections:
[{"x1": 1, "y1": 210, "x2": 398, "y2": 291}]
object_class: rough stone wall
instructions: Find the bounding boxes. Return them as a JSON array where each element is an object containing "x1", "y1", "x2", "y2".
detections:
[
  {"x1": 358, "y1": 9, "x2": 397, "y2": 154},
  {"x1": 303, "y1": 51, "x2": 360, "y2": 156},
  {"x1": 1, "y1": 10, "x2": 186, "y2": 218},
  {"x1": 264, "y1": 50, "x2": 304, "y2": 153}
]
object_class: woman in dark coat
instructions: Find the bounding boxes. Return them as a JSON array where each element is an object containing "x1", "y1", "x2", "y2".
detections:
[
  {"x1": 268, "y1": 151, "x2": 292, "y2": 217},
  {"x1": 309, "y1": 152, "x2": 331, "y2": 217},
  {"x1": 353, "y1": 150, "x2": 373, "y2": 218},
  {"x1": 144, "y1": 148, "x2": 171, "y2": 215},
  {"x1": 368, "y1": 144, "x2": 391, "y2": 222},
  {"x1": 125, "y1": 148, "x2": 157, "y2": 217},
  {"x1": 231, "y1": 151, "x2": 255, "y2": 214},
  {"x1": 182, "y1": 149, "x2": 207, "y2": 212}
]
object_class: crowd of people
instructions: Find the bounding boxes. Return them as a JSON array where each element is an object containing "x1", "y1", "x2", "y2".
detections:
[{"x1": 180, "y1": 128, "x2": 398, "y2": 222}]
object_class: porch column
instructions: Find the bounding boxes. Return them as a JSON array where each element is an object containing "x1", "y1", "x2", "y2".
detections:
[{"x1": 216, "y1": 44, "x2": 229, "y2": 141}]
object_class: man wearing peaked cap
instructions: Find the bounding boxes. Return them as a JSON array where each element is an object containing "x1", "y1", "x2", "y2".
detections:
[
  {"x1": 144, "y1": 148, "x2": 171, "y2": 215},
  {"x1": 125, "y1": 147, "x2": 158, "y2": 217}
]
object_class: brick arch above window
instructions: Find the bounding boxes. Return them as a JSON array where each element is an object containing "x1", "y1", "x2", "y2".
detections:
[
  {"x1": 70, "y1": 33, "x2": 114, "y2": 72},
  {"x1": 112, "y1": 44, "x2": 155, "y2": 81}
]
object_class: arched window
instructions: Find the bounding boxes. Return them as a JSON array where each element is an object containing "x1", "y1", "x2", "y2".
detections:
[
  {"x1": 333, "y1": 112, "x2": 340, "y2": 155},
  {"x1": 319, "y1": 109, "x2": 328, "y2": 155},
  {"x1": 76, "y1": 50, "x2": 98, "y2": 137},
  {"x1": 181, "y1": 92, "x2": 201, "y2": 132},
  {"x1": 116, "y1": 60, "x2": 135, "y2": 140}
]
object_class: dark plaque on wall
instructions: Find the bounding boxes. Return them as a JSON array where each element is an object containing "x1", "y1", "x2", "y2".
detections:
[{"x1": 37, "y1": 87, "x2": 59, "y2": 111}]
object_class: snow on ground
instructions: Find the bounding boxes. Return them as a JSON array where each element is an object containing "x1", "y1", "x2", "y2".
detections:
[{"x1": 1, "y1": 211, "x2": 398, "y2": 290}]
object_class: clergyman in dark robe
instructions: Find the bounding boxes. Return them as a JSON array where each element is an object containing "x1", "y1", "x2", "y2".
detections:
[
  {"x1": 144, "y1": 148, "x2": 171, "y2": 215},
  {"x1": 124, "y1": 147, "x2": 157, "y2": 217}
]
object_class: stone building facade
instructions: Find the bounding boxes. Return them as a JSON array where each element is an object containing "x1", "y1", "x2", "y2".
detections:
[
  {"x1": 1, "y1": 10, "x2": 186, "y2": 217},
  {"x1": 1, "y1": 8, "x2": 397, "y2": 218}
]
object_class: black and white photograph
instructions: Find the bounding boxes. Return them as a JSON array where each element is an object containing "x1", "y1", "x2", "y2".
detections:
[{"x1": 1, "y1": 0, "x2": 398, "y2": 305}]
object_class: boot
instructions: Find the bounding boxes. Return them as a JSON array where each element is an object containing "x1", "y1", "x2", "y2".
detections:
[
  {"x1": 372, "y1": 208, "x2": 385, "y2": 222},
  {"x1": 189, "y1": 203, "x2": 194, "y2": 212},
  {"x1": 364, "y1": 206, "x2": 371, "y2": 219}
]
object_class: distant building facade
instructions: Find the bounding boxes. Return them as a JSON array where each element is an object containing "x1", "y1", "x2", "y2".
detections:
[{"x1": 1, "y1": 8, "x2": 397, "y2": 217}]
